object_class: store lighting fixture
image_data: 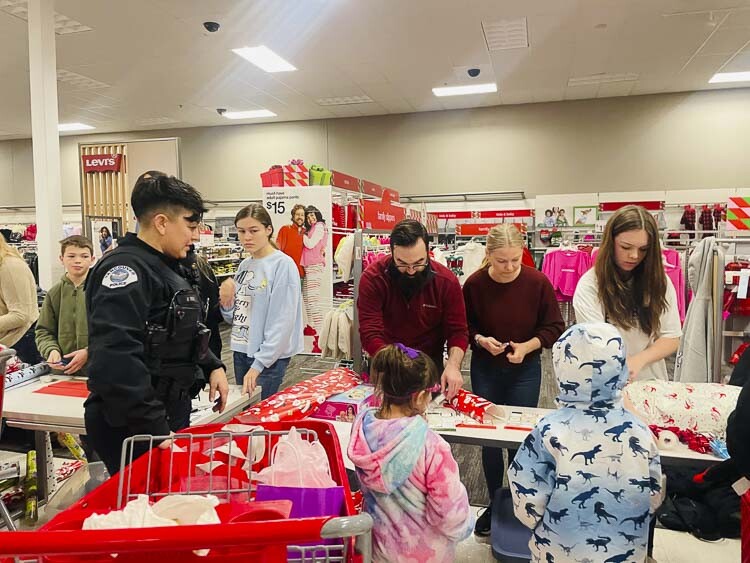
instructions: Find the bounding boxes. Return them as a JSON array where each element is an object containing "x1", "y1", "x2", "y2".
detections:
[
  {"x1": 58, "y1": 123, "x2": 94, "y2": 132},
  {"x1": 709, "y1": 71, "x2": 750, "y2": 84},
  {"x1": 222, "y1": 110, "x2": 277, "y2": 119},
  {"x1": 232, "y1": 46, "x2": 296, "y2": 73},
  {"x1": 432, "y1": 83, "x2": 497, "y2": 97}
]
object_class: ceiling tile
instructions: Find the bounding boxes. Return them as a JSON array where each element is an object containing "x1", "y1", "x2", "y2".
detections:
[{"x1": 700, "y1": 27, "x2": 750, "y2": 55}]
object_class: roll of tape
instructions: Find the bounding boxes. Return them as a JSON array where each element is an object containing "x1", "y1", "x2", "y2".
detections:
[{"x1": 658, "y1": 430, "x2": 679, "y2": 450}]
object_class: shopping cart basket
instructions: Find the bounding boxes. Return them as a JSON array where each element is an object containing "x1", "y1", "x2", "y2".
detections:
[
  {"x1": 0, "y1": 347, "x2": 17, "y2": 531},
  {"x1": 0, "y1": 419, "x2": 372, "y2": 563}
]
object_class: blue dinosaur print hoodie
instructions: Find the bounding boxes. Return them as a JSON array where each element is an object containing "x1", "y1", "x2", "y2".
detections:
[{"x1": 510, "y1": 322, "x2": 662, "y2": 563}]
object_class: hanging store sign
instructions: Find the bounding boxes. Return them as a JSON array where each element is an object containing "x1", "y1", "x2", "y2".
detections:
[
  {"x1": 455, "y1": 223, "x2": 527, "y2": 236},
  {"x1": 331, "y1": 170, "x2": 360, "y2": 192},
  {"x1": 82, "y1": 153, "x2": 123, "y2": 173},
  {"x1": 433, "y1": 209, "x2": 533, "y2": 219},
  {"x1": 362, "y1": 200, "x2": 406, "y2": 231},
  {"x1": 598, "y1": 201, "x2": 664, "y2": 212}
]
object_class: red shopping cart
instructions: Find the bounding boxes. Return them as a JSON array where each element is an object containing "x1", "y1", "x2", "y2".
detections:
[
  {"x1": 0, "y1": 347, "x2": 18, "y2": 531},
  {"x1": 0, "y1": 419, "x2": 372, "y2": 563}
]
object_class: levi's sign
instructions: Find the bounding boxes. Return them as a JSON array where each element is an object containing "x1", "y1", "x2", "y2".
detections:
[{"x1": 82, "y1": 154, "x2": 123, "y2": 173}]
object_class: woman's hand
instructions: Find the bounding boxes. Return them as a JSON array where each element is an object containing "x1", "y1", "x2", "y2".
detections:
[
  {"x1": 626, "y1": 354, "x2": 649, "y2": 381},
  {"x1": 477, "y1": 336, "x2": 507, "y2": 356},
  {"x1": 506, "y1": 341, "x2": 529, "y2": 364}
]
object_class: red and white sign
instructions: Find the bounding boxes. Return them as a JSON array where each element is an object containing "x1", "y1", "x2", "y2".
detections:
[
  {"x1": 331, "y1": 170, "x2": 360, "y2": 192},
  {"x1": 362, "y1": 200, "x2": 406, "y2": 231},
  {"x1": 82, "y1": 153, "x2": 123, "y2": 173},
  {"x1": 455, "y1": 223, "x2": 527, "y2": 236},
  {"x1": 434, "y1": 209, "x2": 533, "y2": 220},
  {"x1": 599, "y1": 201, "x2": 664, "y2": 212}
]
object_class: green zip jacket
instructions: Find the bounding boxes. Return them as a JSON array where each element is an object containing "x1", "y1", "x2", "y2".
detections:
[{"x1": 35, "y1": 274, "x2": 89, "y2": 369}]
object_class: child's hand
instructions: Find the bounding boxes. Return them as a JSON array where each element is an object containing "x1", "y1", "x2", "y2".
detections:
[
  {"x1": 62, "y1": 348, "x2": 88, "y2": 374},
  {"x1": 47, "y1": 350, "x2": 62, "y2": 365},
  {"x1": 219, "y1": 278, "x2": 236, "y2": 309}
]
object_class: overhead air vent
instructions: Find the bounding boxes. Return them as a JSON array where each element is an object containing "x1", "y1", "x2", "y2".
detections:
[
  {"x1": 482, "y1": 17, "x2": 529, "y2": 51},
  {"x1": 316, "y1": 95, "x2": 373, "y2": 106},
  {"x1": 57, "y1": 69, "x2": 110, "y2": 90},
  {"x1": 568, "y1": 73, "x2": 639, "y2": 87},
  {"x1": 0, "y1": 1, "x2": 92, "y2": 34}
]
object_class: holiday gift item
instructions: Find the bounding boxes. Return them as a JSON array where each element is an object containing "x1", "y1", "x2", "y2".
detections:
[
  {"x1": 283, "y1": 159, "x2": 309, "y2": 186},
  {"x1": 311, "y1": 384, "x2": 376, "y2": 422},
  {"x1": 260, "y1": 164, "x2": 284, "y2": 187}
]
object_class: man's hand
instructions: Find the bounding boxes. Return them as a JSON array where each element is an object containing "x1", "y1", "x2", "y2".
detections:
[
  {"x1": 243, "y1": 368, "x2": 261, "y2": 397},
  {"x1": 62, "y1": 348, "x2": 88, "y2": 375},
  {"x1": 441, "y1": 362, "x2": 463, "y2": 401},
  {"x1": 47, "y1": 350, "x2": 62, "y2": 365},
  {"x1": 219, "y1": 278, "x2": 236, "y2": 309},
  {"x1": 478, "y1": 336, "x2": 507, "y2": 357},
  {"x1": 209, "y1": 368, "x2": 229, "y2": 413},
  {"x1": 506, "y1": 341, "x2": 529, "y2": 364}
]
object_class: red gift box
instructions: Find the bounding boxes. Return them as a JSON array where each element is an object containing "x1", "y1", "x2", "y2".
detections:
[
  {"x1": 260, "y1": 165, "x2": 284, "y2": 187},
  {"x1": 448, "y1": 389, "x2": 497, "y2": 422}
]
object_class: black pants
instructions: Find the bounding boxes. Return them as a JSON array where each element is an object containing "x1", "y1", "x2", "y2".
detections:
[
  {"x1": 12, "y1": 323, "x2": 43, "y2": 365},
  {"x1": 84, "y1": 396, "x2": 191, "y2": 476}
]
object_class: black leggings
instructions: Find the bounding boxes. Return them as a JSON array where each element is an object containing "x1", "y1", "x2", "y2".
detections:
[{"x1": 12, "y1": 323, "x2": 43, "y2": 365}]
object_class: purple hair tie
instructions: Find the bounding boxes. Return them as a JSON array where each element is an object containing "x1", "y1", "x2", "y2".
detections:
[{"x1": 395, "y1": 343, "x2": 419, "y2": 359}]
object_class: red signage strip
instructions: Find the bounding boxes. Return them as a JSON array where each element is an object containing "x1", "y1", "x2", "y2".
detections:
[
  {"x1": 455, "y1": 223, "x2": 527, "y2": 236},
  {"x1": 82, "y1": 153, "x2": 123, "y2": 173},
  {"x1": 361, "y1": 180, "x2": 383, "y2": 199},
  {"x1": 331, "y1": 170, "x2": 360, "y2": 192},
  {"x1": 362, "y1": 200, "x2": 406, "y2": 231},
  {"x1": 434, "y1": 209, "x2": 533, "y2": 219},
  {"x1": 599, "y1": 201, "x2": 664, "y2": 212},
  {"x1": 381, "y1": 187, "x2": 400, "y2": 203}
]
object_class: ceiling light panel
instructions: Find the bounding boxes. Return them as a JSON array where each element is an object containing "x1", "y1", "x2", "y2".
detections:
[
  {"x1": 568, "y1": 73, "x2": 639, "y2": 86},
  {"x1": 709, "y1": 71, "x2": 750, "y2": 83},
  {"x1": 432, "y1": 83, "x2": 498, "y2": 97},
  {"x1": 223, "y1": 110, "x2": 277, "y2": 119},
  {"x1": 482, "y1": 17, "x2": 529, "y2": 51},
  {"x1": 57, "y1": 69, "x2": 110, "y2": 90},
  {"x1": 0, "y1": 1, "x2": 92, "y2": 34},
  {"x1": 316, "y1": 95, "x2": 373, "y2": 106},
  {"x1": 232, "y1": 46, "x2": 296, "y2": 73},
  {"x1": 58, "y1": 123, "x2": 94, "y2": 132}
]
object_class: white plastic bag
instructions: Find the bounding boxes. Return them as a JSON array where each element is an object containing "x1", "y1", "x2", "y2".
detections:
[{"x1": 255, "y1": 427, "x2": 336, "y2": 488}]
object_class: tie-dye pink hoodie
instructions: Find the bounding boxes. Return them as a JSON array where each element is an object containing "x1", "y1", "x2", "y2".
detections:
[{"x1": 347, "y1": 408, "x2": 473, "y2": 563}]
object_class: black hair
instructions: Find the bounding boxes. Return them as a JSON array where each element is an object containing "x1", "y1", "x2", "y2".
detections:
[
  {"x1": 99, "y1": 226, "x2": 111, "y2": 238},
  {"x1": 131, "y1": 171, "x2": 207, "y2": 223},
  {"x1": 370, "y1": 344, "x2": 439, "y2": 417},
  {"x1": 304, "y1": 206, "x2": 326, "y2": 231},
  {"x1": 390, "y1": 219, "x2": 429, "y2": 252}
]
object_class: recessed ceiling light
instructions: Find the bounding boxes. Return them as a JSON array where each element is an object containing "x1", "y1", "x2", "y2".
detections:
[
  {"x1": 709, "y1": 71, "x2": 750, "y2": 84},
  {"x1": 222, "y1": 110, "x2": 277, "y2": 119},
  {"x1": 58, "y1": 122, "x2": 95, "y2": 132},
  {"x1": 232, "y1": 46, "x2": 296, "y2": 73},
  {"x1": 432, "y1": 83, "x2": 498, "y2": 97},
  {"x1": 316, "y1": 95, "x2": 373, "y2": 106},
  {"x1": 568, "y1": 73, "x2": 638, "y2": 86}
]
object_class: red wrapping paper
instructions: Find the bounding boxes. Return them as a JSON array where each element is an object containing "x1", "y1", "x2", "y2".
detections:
[{"x1": 447, "y1": 389, "x2": 496, "y2": 422}]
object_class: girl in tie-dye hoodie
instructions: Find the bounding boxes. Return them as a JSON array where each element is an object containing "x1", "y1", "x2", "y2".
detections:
[{"x1": 347, "y1": 344, "x2": 473, "y2": 563}]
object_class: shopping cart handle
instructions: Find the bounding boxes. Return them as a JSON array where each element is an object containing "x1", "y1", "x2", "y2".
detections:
[{"x1": 0, "y1": 517, "x2": 356, "y2": 557}]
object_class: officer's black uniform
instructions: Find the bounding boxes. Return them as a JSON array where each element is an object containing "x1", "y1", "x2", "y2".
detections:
[{"x1": 84, "y1": 233, "x2": 223, "y2": 475}]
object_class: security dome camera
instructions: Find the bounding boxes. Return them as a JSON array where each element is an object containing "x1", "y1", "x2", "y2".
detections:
[
  {"x1": 216, "y1": 108, "x2": 227, "y2": 116},
  {"x1": 467, "y1": 68, "x2": 481, "y2": 78},
  {"x1": 203, "y1": 21, "x2": 220, "y2": 33}
]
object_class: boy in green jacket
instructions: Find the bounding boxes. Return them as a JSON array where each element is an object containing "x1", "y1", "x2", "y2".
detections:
[{"x1": 35, "y1": 235, "x2": 94, "y2": 375}]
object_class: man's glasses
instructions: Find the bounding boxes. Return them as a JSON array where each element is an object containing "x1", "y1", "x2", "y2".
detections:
[{"x1": 394, "y1": 261, "x2": 429, "y2": 273}]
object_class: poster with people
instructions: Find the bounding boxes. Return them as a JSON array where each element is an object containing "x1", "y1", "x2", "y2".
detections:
[
  {"x1": 262, "y1": 186, "x2": 333, "y2": 354},
  {"x1": 90, "y1": 217, "x2": 121, "y2": 259}
]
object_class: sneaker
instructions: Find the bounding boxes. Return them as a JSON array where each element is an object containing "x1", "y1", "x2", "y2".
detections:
[{"x1": 474, "y1": 506, "x2": 492, "y2": 536}]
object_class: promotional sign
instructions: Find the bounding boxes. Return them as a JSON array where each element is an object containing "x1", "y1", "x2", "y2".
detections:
[
  {"x1": 727, "y1": 197, "x2": 750, "y2": 230},
  {"x1": 262, "y1": 187, "x2": 333, "y2": 354},
  {"x1": 455, "y1": 223, "x2": 526, "y2": 236},
  {"x1": 434, "y1": 209, "x2": 533, "y2": 220},
  {"x1": 90, "y1": 217, "x2": 121, "y2": 258},
  {"x1": 599, "y1": 200, "x2": 664, "y2": 212},
  {"x1": 82, "y1": 153, "x2": 123, "y2": 173},
  {"x1": 362, "y1": 199, "x2": 406, "y2": 231}
]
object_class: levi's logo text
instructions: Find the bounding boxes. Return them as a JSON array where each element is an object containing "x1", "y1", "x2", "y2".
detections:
[{"x1": 82, "y1": 153, "x2": 123, "y2": 173}]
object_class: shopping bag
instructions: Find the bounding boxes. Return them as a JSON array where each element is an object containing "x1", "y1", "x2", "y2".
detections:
[
  {"x1": 255, "y1": 427, "x2": 337, "y2": 488},
  {"x1": 255, "y1": 483, "x2": 345, "y2": 519}
]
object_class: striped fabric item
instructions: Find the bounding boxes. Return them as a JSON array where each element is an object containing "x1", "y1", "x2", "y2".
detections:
[{"x1": 303, "y1": 263, "x2": 324, "y2": 332}]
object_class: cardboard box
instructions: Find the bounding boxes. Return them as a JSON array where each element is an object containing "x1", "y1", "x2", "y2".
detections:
[{"x1": 312, "y1": 384, "x2": 376, "y2": 422}]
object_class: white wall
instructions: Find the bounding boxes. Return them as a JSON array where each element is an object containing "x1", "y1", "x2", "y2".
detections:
[{"x1": 1, "y1": 88, "x2": 748, "y2": 210}]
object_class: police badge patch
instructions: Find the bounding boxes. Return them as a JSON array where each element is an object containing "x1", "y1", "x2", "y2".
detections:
[{"x1": 102, "y1": 265, "x2": 138, "y2": 289}]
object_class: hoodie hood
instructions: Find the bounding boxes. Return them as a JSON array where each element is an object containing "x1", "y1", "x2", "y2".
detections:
[
  {"x1": 551, "y1": 322, "x2": 629, "y2": 407},
  {"x1": 347, "y1": 408, "x2": 428, "y2": 494}
]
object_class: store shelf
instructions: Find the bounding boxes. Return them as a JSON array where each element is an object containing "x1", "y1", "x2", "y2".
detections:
[
  {"x1": 207, "y1": 256, "x2": 241, "y2": 262},
  {"x1": 215, "y1": 272, "x2": 237, "y2": 278}
]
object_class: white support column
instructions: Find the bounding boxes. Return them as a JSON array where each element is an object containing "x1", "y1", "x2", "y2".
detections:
[{"x1": 27, "y1": 0, "x2": 63, "y2": 289}]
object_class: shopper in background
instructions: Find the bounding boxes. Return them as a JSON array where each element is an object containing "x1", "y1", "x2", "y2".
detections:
[
  {"x1": 462, "y1": 223, "x2": 564, "y2": 536},
  {"x1": 276, "y1": 203, "x2": 306, "y2": 279},
  {"x1": 99, "y1": 226, "x2": 114, "y2": 254},
  {"x1": 181, "y1": 246, "x2": 223, "y2": 360},
  {"x1": 85, "y1": 172, "x2": 228, "y2": 475},
  {"x1": 357, "y1": 219, "x2": 468, "y2": 400},
  {"x1": 0, "y1": 236, "x2": 41, "y2": 364},
  {"x1": 219, "y1": 204, "x2": 303, "y2": 399},
  {"x1": 573, "y1": 205, "x2": 681, "y2": 381},
  {"x1": 347, "y1": 343, "x2": 473, "y2": 562},
  {"x1": 300, "y1": 205, "x2": 328, "y2": 353},
  {"x1": 35, "y1": 235, "x2": 94, "y2": 375}
]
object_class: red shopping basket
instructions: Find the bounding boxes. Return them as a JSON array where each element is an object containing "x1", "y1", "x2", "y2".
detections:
[{"x1": 0, "y1": 420, "x2": 371, "y2": 563}]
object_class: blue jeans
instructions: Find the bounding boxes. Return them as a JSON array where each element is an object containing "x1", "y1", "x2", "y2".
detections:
[
  {"x1": 470, "y1": 353, "x2": 541, "y2": 504},
  {"x1": 233, "y1": 352, "x2": 291, "y2": 400}
]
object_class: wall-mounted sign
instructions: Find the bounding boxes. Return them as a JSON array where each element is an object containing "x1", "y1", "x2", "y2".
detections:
[{"x1": 82, "y1": 153, "x2": 123, "y2": 173}]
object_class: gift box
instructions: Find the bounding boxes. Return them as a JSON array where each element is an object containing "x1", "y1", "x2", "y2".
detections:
[
  {"x1": 260, "y1": 165, "x2": 284, "y2": 187},
  {"x1": 283, "y1": 162, "x2": 309, "y2": 186},
  {"x1": 311, "y1": 384, "x2": 376, "y2": 422}
]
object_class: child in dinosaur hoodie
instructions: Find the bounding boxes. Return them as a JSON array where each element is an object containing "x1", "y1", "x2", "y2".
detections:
[
  {"x1": 510, "y1": 322, "x2": 662, "y2": 563},
  {"x1": 347, "y1": 343, "x2": 473, "y2": 563},
  {"x1": 35, "y1": 235, "x2": 94, "y2": 375}
]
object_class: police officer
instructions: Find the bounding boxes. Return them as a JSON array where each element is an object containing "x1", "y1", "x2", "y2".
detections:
[{"x1": 84, "y1": 172, "x2": 229, "y2": 475}]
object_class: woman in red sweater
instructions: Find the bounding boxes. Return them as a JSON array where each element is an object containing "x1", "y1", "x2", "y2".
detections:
[{"x1": 462, "y1": 224, "x2": 564, "y2": 536}]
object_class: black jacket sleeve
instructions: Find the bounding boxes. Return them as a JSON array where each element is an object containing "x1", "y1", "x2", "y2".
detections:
[{"x1": 86, "y1": 257, "x2": 171, "y2": 437}]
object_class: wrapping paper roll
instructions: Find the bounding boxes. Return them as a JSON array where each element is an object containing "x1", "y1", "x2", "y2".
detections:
[{"x1": 657, "y1": 430, "x2": 679, "y2": 450}]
